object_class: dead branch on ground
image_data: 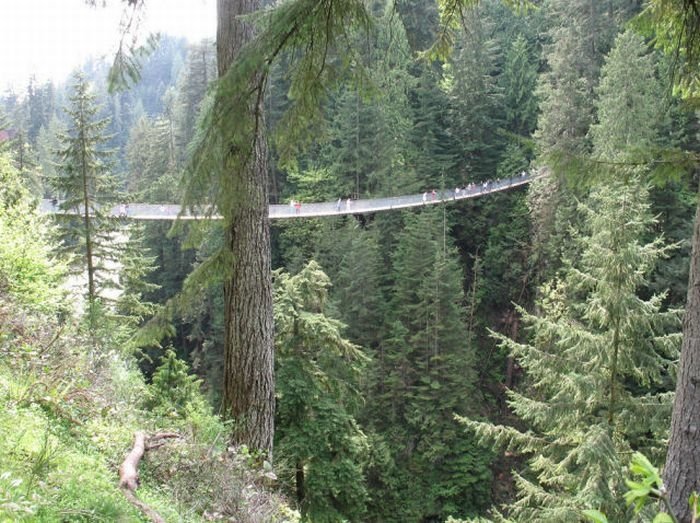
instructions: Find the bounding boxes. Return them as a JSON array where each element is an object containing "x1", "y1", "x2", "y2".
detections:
[{"x1": 118, "y1": 431, "x2": 179, "y2": 523}]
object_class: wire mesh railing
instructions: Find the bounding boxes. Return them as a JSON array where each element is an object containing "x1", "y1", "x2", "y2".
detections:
[{"x1": 39, "y1": 171, "x2": 535, "y2": 221}]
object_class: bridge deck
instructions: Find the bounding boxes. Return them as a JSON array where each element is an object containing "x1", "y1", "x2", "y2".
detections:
[{"x1": 39, "y1": 173, "x2": 533, "y2": 220}]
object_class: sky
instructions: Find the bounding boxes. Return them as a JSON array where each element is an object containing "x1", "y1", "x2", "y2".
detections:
[{"x1": 0, "y1": 0, "x2": 216, "y2": 92}]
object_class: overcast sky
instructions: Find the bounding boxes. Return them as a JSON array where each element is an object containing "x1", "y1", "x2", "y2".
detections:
[{"x1": 0, "y1": 0, "x2": 216, "y2": 92}]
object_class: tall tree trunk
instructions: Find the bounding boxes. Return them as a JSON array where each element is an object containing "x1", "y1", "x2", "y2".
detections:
[
  {"x1": 79, "y1": 102, "x2": 96, "y2": 321},
  {"x1": 664, "y1": 190, "x2": 700, "y2": 522},
  {"x1": 217, "y1": 0, "x2": 275, "y2": 457}
]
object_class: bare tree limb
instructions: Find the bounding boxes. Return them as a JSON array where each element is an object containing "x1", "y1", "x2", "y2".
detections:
[{"x1": 118, "y1": 431, "x2": 180, "y2": 523}]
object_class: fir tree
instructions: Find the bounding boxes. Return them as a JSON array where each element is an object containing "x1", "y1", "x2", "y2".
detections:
[
  {"x1": 115, "y1": 223, "x2": 161, "y2": 341},
  {"x1": 173, "y1": 38, "x2": 216, "y2": 154},
  {"x1": 370, "y1": 208, "x2": 489, "y2": 520},
  {"x1": 535, "y1": 0, "x2": 616, "y2": 160},
  {"x1": 464, "y1": 181, "x2": 680, "y2": 521},
  {"x1": 443, "y1": 7, "x2": 506, "y2": 183},
  {"x1": 274, "y1": 261, "x2": 369, "y2": 522},
  {"x1": 52, "y1": 73, "x2": 121, "y2": 325},
  {"x1": 501, "y1": 34, "x2": 538, "y2": 138},
  {"x1": 332, "y1": 222, "x2": 385, "y2": 351},
  {"x1": 589, "y1": 30, "x2": 666, "y2": 165}
]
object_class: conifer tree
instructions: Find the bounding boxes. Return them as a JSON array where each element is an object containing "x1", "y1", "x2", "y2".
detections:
[
  {"x1": 36, "y1": 116, "x2": 65, "y2": 196},
  {"x1": 52, "y1": 73, "x2": 121, "y2": 325},
  {"x1": 319, "y1": 7, "x2": 416, "y2": 198},
  {"x1": 407, "y1": 63, "x2": 455, "y2": 189},
  {"x1": 535, "y1": 0, "x2": 616, "y2": 160},
  {"x1": 115, "y1": 223, "x2": 161, "y2": 336},
  {"x1": 589, "y1": 30, "x2": 666, "y2": 164},
  {"x1": 173, "y1": 39, "x2": 216, "y2": 154},
  {"x1": 274, "y1": 261, "x2": 369, "y2": 522},
  {"x1": 463, "y1": 181, "x2": 680, "y2": 521},
  {"x1": 443, "y1": 7, "x2": 506, "y2": 182},
  {"x1": 332, "y1": 222, "x2": 385, "y2": 351},
  {"x1": 501, "y1": 34, "x2": 538, "y2": 138},
  {"x1": 370, "y1": 208, "x2": 489, "y2": 520}
]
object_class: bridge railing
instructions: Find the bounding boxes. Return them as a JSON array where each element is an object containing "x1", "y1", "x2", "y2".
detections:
[{"x1": 40, "y1": 172, "x2": 534, "y2": 220}]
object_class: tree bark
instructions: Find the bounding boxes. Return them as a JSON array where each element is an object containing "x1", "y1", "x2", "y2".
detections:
[
  {"x1": 118, "y1": 431, "x2": 178, "y2": 523},
  {"x1": 218, "y1": 0, "x2": 275, "y2": 457},
  {"x1": 664, "y1": 191, "x2": 700, "y2": 522}
]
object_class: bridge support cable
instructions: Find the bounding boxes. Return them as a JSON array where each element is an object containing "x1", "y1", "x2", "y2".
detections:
[{"x1": 40, "y1": 171, "x2": 538, "y2": 221}]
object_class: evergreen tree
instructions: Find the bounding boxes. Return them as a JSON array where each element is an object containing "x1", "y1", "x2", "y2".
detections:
[
  {"x1": 589, "y1": 30, "x2": 666, "y2": 165},
  {"x1": 26, "y1": 77, "x2": 55, "y2": 144},
  {"x1": 535, "y1": 0, "x2": 616, "y2": 160},
  {"x1": 174, "y1": 39, "x2": 216, "y2": 154},
  {"x1": 332, "y1": 222, "x2": 385, "y2": 351},
  {"x1": 407, "y1": 63, "x2": 455, "y2": 189},
  {"x1": 51, "y1": 73, "x2": 121, "y2": 325},
  {"x1": 35, "y1": 116, "x2": 65, "y2": 197},
  {"x1": 319, "y1": 7, "x2": 416, "y2": 199},
  {"x1": 501, "y1": 34, "x2": 538, "y2": 138},
  {"x1": 465, "y1": 182, "x2": 680, "y2": 521},
  {"x1": 115, "y1": 223, "x2": 161, "y2": 337},
  {"x1": 369, "y1": 208, "x2": 489, "y2": 520},
  {"x1": 443, "y1": 7, "x2": 505, "y2": 183},
  {"x1": 274, "y1": 261, "x2": 369, "y2": 522},
  {"x1": 125, "y1": 113, "x2": 179, "y2": 202}
]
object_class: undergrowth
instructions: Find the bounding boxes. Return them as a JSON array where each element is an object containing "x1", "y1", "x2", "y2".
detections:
[{"x1": 0, "y1": 152, "x2": 296, "y2": 522}]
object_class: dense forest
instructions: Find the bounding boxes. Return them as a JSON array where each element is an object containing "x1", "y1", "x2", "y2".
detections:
[{"x1": 1, "y1": 0, "x2": 699, "y2": 521}]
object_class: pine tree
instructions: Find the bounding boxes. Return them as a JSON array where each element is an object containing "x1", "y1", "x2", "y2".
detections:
[
  {"x1": 501, "y1": 34, "x2": 538, "y2": 138},
  {"x1": 332, "y1": 222, "x2": 385, "y2": 351},
  {"x1": 274, "y1": 261, "x2": 369, "y2": 522},
  {"x1": 52, "y1": 73, "x2": 121, "y2": 325},
  {"x1": 464, "y1": 181, "x2": 680, "y2": 522},
  {"x1": 535, "y1": 0, "x2": 616, "y2": 160},
  {"x1": 370, "y1": 208, "x2": 489, "y2": 520},
  {"x1": 173, "y1": 39, "x2": 216, "y2": 153},
  {"x1": 443, "y1": 7, "x2": 506, "y2": 183},
  {"x1": 589, "y1": 30, "x2": 666, "y2": 164}
]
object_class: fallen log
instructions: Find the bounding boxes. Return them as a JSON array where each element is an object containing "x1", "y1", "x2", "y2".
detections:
[{"x1": 118, "y1": 431, "x2": 179, "y2": 523}]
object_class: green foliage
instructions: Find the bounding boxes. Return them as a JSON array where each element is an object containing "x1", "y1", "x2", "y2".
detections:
[
  {"x1": 183, "y1": 0, "x2": 373, "y2": 218},
  {"x1": 148, "y1": 348, "x2": 203, "y2": 419},
  {"x1": 366, "y1": 208, "x2": 491, "y2": 520},
  {"x1": 583, "y1": 452, "x2": 700, "y2": 523},
  {"x1": 108, "y1": 26, "x2": 160, "y2": 93},
  {"x1": 0, "y1": 152, "x2": 66, "y2": 313},
  {"x1": 534, "y1": 0, "x2": 617, "y2": 164},
  {"x1": 464, "y1": 181, "x2": 680, "y2": 521},
  {"x1": 114, "y1": 223, "x2": 161, "y2": 344},
  {"x1": 634, "y1": 0, "x2": 700, "y2": 103},
  {"x1": 0, "y1": 265, "x2": 294, "y2": 521},
  {"x1": 0, "y1": 471, "x2": 36, "y2": 520},
  {"x1": 590, "y1": 30, "x2": 669, "y2": 171},
  {"x1": 274, "y1": 261, "x2": 369, "y2": 522},
  {"x1": 501, "y1": 34, "x2": 538, "y2": 137},
  {"x1": 51, "y1": 73, "x2": 123, "y2": 320},
  {"x1": 426, "y1": 0, "x2": 531, "y2": 62},
  {"x1": 624, "y1": 453, "x2": 667, "y2": 516},
  {"x1": 443, "y1": 7, "x2": 506, "y2": 182}
]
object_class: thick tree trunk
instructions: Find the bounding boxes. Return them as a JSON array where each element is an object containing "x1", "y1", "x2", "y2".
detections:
[
  {"x1": 664, "y1": 192, "x2": 700, "y2": 522},
  {"x1": 218, "y1": 0, "x2": 275, "y2": 457}
]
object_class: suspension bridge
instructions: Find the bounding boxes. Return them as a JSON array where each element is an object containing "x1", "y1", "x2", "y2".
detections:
[{"x1": 39, "y1": 171, "x2": 535, "y2": 220}]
